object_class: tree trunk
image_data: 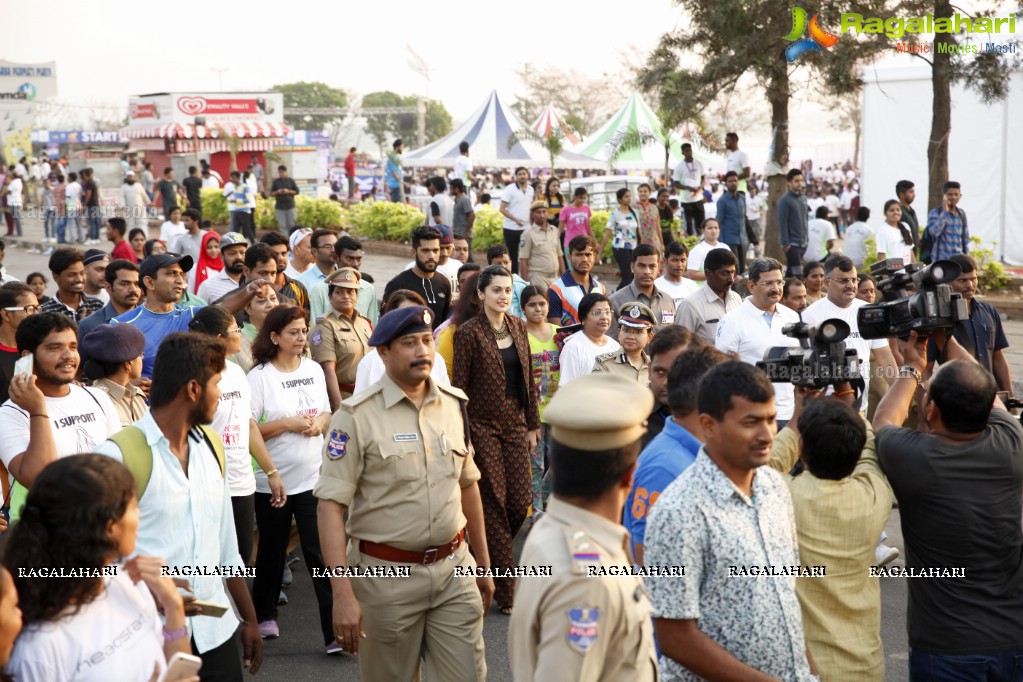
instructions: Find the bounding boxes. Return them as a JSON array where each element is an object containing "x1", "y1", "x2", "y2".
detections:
[
  {"x1": 763, "y1": 64, "x2": 790, "y2": 264},
  {"x1": 928, "y1": 0, "x2": 953, "y2": 212}
]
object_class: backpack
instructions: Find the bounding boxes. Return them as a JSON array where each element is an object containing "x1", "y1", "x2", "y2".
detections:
[{"x1": 110, "y1": 425, "x2": 225, "y2": 500}]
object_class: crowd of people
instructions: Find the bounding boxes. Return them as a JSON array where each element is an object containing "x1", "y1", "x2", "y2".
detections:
[{"x1": 0, "y1": 133, "x2": 1017, "y2": 682}]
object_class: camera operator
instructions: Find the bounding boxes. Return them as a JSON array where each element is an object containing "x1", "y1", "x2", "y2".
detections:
[
  {"x1": 924, "y1": 254, "x2": 1012, "y2": 394},
  {"x1": 802, "y1": 254, "x2": 897, "y2": 414},
  {"x1": 873, "y1": 332, "x2": 1023, "y2": 678},
  {"x1": 768, "y1": 387, "x2": 892, "y2": 680}
]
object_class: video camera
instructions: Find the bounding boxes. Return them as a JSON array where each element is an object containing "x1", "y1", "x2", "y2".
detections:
[
  {"x1": 857, "y1": 258, "x2": 968, "y2": 340},
  {"x1": 756, "y1": 319, "x2": 860, "y2": 388}
]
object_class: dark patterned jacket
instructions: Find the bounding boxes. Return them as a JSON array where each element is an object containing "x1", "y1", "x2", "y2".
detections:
[{"x1": 452, "y1": 311, "x2": 541, "y2": 431}]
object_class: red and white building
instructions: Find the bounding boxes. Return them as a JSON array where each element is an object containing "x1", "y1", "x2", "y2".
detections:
[{"x1": 121, "y1": 92, "x2": 289, "y2": 179}]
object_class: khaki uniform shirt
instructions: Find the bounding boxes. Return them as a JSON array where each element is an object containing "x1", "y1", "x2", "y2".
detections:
[
  {"x1": 509, "y1": 497, "x2": 659, "y2": 682},
  {"x1": 520, "y1": 224, "x2": 561, "y2": 284},
  {"x1": 91, "y1": 377, "x2": 148, "y2": 427},
  {"x1": 592, "y1": 348, "x2": 651, "y2": 386},
  {"x1": 313, "y1": 373, "x2": 481, "y2": 550},
  {"x1": 609, "y1": 282, "x2": 677, "y2": 335},
  {"x1": 310, "y1": 309, "x2": 372, "y2": 393}
]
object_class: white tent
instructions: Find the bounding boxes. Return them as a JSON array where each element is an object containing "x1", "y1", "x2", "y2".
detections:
[
  {"x1": 860, "y1": 57, "x2": 1023, "y2": 264},
  {"x1": 530, "y1": 104, "x2": 580, "y2": 145},
  {"x1": 403, "y1": 91, "x2": 602, "y2": 169}
]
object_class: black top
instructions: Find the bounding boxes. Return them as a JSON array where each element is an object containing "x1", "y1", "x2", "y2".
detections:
[
  {"x1": 182, "y1": 176, "x2": 203, "y2": 210},
  {"x1": 658, "y1": 206, "x2": 675, "y2": 246},
  {"x1": 382, "y1": 269, "x2": 451, "y2": 328},
  {"x1": 83, "y1": 178, "x2": 99, "y2": 207},
  {"x1": 0, "y1": 347, "x2": 17, "y2": 405},
  {"x1": 500, "y1": 343, "x2": 524, "y2": 404},
  {"x1": 271, "y1": 178, "x2": 299, "y2": 210},
  {"x1": 155, "y1": 179, "x2": 179, "y2": 210}
]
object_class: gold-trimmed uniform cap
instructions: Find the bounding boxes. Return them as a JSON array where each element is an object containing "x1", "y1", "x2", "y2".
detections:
[
  {"x1": 544, "y1": 374, "x2": 654, "y2": 450},
  {"x1": 617, "y1": 302, "x2": 656, "y2": 329},
  {"x1": 529, "y1": 199, "x2": 549, "y2": 212},
  {"x1": 326, "y1": 267, "x2": 361, "y2": 289}
]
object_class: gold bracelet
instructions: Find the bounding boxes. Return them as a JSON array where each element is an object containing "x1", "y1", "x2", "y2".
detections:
[{"x1": 265, "y1": 468, "x2": 279, "y2": 477}]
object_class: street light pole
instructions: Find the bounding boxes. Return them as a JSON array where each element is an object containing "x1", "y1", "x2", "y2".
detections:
[{"x1": 211, "y1": 67, "x2": 229, "y2": 91}]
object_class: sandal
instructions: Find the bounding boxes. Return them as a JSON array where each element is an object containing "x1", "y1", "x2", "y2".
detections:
[{"x1": 499, "y1": 605, "x2": 513, "y2": 616}]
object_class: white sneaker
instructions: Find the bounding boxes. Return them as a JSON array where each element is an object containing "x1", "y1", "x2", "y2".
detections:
[{"x1": 875, "y1": 544, "x2": 900, "y2": 567}]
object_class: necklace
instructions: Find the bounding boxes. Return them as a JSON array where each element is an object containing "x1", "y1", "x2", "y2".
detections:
[{"x1": 492, "y1": 319, "x2": 510, "y2": 340}]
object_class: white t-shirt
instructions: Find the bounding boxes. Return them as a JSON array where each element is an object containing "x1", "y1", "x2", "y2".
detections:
[
  {"x1": 284, "y1": 261, "x2": 312, "y2": 280},
  {"x1": 500, "y1": 183, "x2": 534, "y2": 232},
  {"x1": 0, "y1": 385, "x2": 121, "y2": 472},
  {"x1": 211, "y1": 361, "x2": 255, "y2": 496},
  {"x1": 672, "y1": 159, "x2": 704, "y2": 204},
  {"x1": 159, "y1": 220, "x2": 186, "y2": 245},
  {"x1": 745, "y1": 194, "x2": 764, "y2": 221},
  {"x1": 805, "y1": 218, "x2": 837, "y2": 262},
  {"x1": 7, "y1": 568, "x2": 165, "y2": 682},
  {"x1": 66, "y1": 181, "x2": 83, "y2": 209},
  {"x1": 842, "y1": 222, "x2": 874, "y2": 266},
  {"x1": 84, "y1": 288, "x2": 110, "y2": 306},
  {"x1": 248, "y1": 358, "x2": 329, "y2": 495},
  {"x1": 841, "y1": 190, "x2": 858, "y2": 211},
  {"x1": 687, "y1": 240, "x2": 730, "y2": 274},
  {"x1": 874, "y1": 223, "x2": 914, "y2": 263},
  {"x1": 453, "y1": 156, "x2": 473, "y2": 185},
  {"x1": 559, "y1": 333, "x2": 621, "y2": 385},
  {"x1": 655, "y1": 275, "x2": 700, "y2": 311},
  {"x1": 715, "y1": 298, "x2": 800, "y2": 420},
  {"x1": 825, "y1": 194, "x2": 841, "y2": 217},
  {"x1": 807, "y1": 197, "x2": 825, "y2": 219},
  {"x1": 353, "y1": 349, "x2": 449, "y2": 396},
  {"x1": 428, "y1": 192, "x2": 454, "y2": 228},
  {"x1": 801, "y1": 296, "x2": 888, "y2": 414},
  {"x1": 726, "y1": 149, "x2": 749, "y2": 190},
  {"x1": 7, "y1": 177, "x2": 23, "y2": 206}
]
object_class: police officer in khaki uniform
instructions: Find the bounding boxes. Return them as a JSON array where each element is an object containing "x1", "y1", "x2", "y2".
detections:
[
  {"x1": 314, "y1": 305, "x2": 495, "y2": 682},
  {"x1": 519, "y1": 200, "x2": 564, "y2": 289},
  {"x1": 593, "y1": 302, "x2": 655, "y2": 385},
  {"x1": 311, "y1": 266, "x2": 373, "y2": 411},
  {"x1": 509, "y1": 373, "x2": 659, "y2": 681}
]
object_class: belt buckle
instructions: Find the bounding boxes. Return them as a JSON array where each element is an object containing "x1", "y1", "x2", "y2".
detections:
[{"x1": 422, "y1": 547, "x2": 439, "y2": 565}]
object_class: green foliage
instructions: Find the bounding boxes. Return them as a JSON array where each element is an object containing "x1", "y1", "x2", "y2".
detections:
[
  {"x1": 272, "y1": 81, "x2": 348, "y2": 131},
  {"x1": 340, "y1": 201, "x2": 424, "y2": 242},
  {"x1": 361, "y1": 91, "x2": 453, "y2": 150},
  {"x1": 968, "y1": 237, "x2": 1011, "y2": 292},
  {"x1": 202, "y1": 189, "x2": 342, "y2": 230},
  {"x1": 471, "y1": 206, "x2": 505, "y2": 251},
  {"x1": 201, "y1": 189, "x2": 229, "y2": 225},
  {"x1": 863, "y1": 237, "x2": 878, "y2": 271}
]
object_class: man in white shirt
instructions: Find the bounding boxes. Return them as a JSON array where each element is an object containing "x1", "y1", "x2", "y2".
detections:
[
  {"x1": 94, "y1": 333, "x2": 264, "y2": 678},
  {"x1": 715, "y1": 257, "x2": 800, "y2": 424},
  {"x1": 721, "y1": 132, "x2": 750, "y2": 193},
  {"x1": 285, "y1": 227, "x2": 315, "y2": 279},
  {"x1": 801, "y1": 254, "x2": 897, "y2": 414},
  {"x1": 197, "y1": 232, "x2": 247, "y2": 303},
  {"x1": 655, "y1": 241, "x2": 699, "y2": 312},
  {"x1": 805, "y1": 206, "x2": 837, "y2": 263},
  {"x1": 0, "y1": 313, "x2": 121, "y2": 523},
  {"x1": 843, "y1": 207, "x2": 874, "y2": 267},
  {"x1": 426, "y1": 176, "x2": 454, "y2": 228},
  {"x1": 4, "y1": 172, "x2": 24, "y2": 237},
  {"x1": 498, "y1": 166, "x2": 534, "y2": 274},
  {"x1": 201, "y1": 167, "x2": 220, "y2": 189},
  {"x1": 672, "y1": 142, "x2": 705, "y2": 237},
  {"x1": 452, "y1": 141, "x2": 473, "y2": 186}
]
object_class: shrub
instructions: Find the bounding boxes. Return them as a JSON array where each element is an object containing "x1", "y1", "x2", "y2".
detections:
[
  {"x1": 204, "y1": 189, "x2": 344, "y2": 230},
  {"x1": 340, "y1": 201, "x2": 424, "y2": 241},
  {"x1": 471, "y1": 206, "x2": 505, "y2": 250},
  {"x1": 968, "y1": 237, "x2": 1011, "y2": 292}
]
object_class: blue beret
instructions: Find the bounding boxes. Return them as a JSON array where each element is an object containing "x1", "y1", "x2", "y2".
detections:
[
  {"x1": 81, "y1": 323, "x2": 146, "y2": 365},
  {"x1": 368, "y1": 306, "x2": 434, "y2": 347}
]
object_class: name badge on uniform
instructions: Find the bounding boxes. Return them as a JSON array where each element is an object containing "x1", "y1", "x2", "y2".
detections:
[
  {"x1": 660, "y1": 311, "x2": 674, "y2": 324},
  {"x1": 327, "y1": 430, "x2": 349, "y2": 460},
  {"x1": 566, "y1": 608, "x2": 600, "y2": 653},
  {"x1": 394, "y1": 433, "x2": 419, "y2": 442}
]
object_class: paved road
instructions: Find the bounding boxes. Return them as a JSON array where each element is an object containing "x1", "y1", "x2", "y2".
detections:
[{"x1": 5, "y1": 215, "x2": 1022, "y2": 680}]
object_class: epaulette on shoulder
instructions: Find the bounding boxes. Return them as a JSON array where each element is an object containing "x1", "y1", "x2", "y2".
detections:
[
  {"x1": 343, "y1": 383, "x2": 384, "y2": 410},
  {"x1": 437, "y1": 383, "x2": 468, "y2": 402},
  {"x1": 564, "y1": 527, "x2": 605, "y2": 575},
  {"x1": 594, "y1": 350, "x2": 618, "y2": 364}
]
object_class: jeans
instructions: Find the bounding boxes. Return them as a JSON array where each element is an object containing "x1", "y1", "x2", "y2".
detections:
[
  {"x1": 85, "y1": 205, "x2": 102, "y2": 240},
  {"x1": 43, "y1": 207, "x2": 55, "y2": 239},
  {"x1": 275, "y1": 207, "x2": 297, "y2": 235},
  {"x1": 503, "y1": 228, "x2": 523, "y2": 274},
  {"x1": 613, "y1": 247, "x2": 634, "y2": 290},
  {"x1": 252, "y1": 490, "x2": 334, "y2": 645},
  {"x1": 9, "y1": 205, "x2": 21, "y2": 236},
  {"x1": 388, "y1": 186, "x2": 402, "y2": 202},
  {"x1": 347, "y1": 175, "x2": 356, "y2": 199},
  {"x1": 909, "y1": 648, "x2": 1023, "y2": 681}
]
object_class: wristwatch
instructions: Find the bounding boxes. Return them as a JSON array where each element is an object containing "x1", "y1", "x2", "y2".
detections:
[{"x1": 900, "y1": 365, "x2": 923, "y2": 386}]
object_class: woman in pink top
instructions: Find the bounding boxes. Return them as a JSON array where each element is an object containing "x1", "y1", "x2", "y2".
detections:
[{"x1": 558, "y1": 187, "x2": 592, "y2": 269}]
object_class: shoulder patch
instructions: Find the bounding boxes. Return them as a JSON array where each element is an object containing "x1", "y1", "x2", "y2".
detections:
[
  {"x1": 519, "y1": 238, "x2": 527, "y2": 248},
  {"x1": 566, "y1": 608, "x2": 600, "y2": 654},
  {"x1": 310, "y1": 330, "x2": 322, "y2": 346},
  {"x1": 326, "y1": 430, "x2": 349, "y2": 460}
]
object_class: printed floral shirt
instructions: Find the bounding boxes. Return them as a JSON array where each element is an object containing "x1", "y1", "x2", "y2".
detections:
[
  {"x1": 645, "y1": 448, "x2": 815, "y2": 681},
  {"x1": 634, "y1": 200, "x2": 664, "y2": 252}
]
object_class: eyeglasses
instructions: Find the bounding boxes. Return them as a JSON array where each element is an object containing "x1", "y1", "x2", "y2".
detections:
[
  {"x1": 589, "y1": 310, "x2": 613, "y2": 318},
  {"x1": 829, "y1": 277, "x2": 858, "y2": 286},
  {"x1": 3, "y1": 305, "x2": 40, "y2": 315},
  {"x1": 224, "y1": 328, "x2": 242, "y2": 335}
]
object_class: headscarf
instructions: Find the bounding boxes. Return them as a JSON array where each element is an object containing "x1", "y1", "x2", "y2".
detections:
[{"x1": 193, "y1": 231, "x2": 223, "y2": 293}]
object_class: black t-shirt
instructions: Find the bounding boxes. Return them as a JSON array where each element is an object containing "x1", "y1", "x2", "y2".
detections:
[
  {"x1": 271, "y1": 178, "x2": 299, "y2": 210},
  {"x1": 0, "y1": 346, "x2": 18, "y2": 404},
  {"x1": 658, "y1": 206, "x2": 675, "y2": 245},
  {"x1": 156, "y1": 179, "x2": 179, "y2": 209},
  {"x1": 182, "y1": 176, "x2": 203, "y2": 210},
  {"x1": 877, "y1": 410, "x2": 1023, "y2": 653},
  {"x1": 382, "y1": 269, "x2": 451, "y2": 328},
  {"x1": 83, "y1": 178, "x2": 99, "y2": 207}
]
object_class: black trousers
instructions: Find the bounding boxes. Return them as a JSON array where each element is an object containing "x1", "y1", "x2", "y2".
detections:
[
  {"x1": 231, "y1": 494, "x2": 255, "y2": 566},
  {"x1": 503, "y1": 228, "x2": 521, "y2": 273},
  {"x1": 682, "y1": 201, "x2": 705, "y2": 237},
  {"x1": 192, "y1": 630, "x2": 242, "y2": 682},
  {"x1": 613, "y1": 248, "x2": 634, "y2": 290},
  {"x1": 727, "y1": 242, "x2": 746, "y2": 275},
  {"x1": 252, "y1": 490, "x2": 334, "y2": 644},
  {"x1": 785, "y1": 246, "x2": 805, "y2": 278}
]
